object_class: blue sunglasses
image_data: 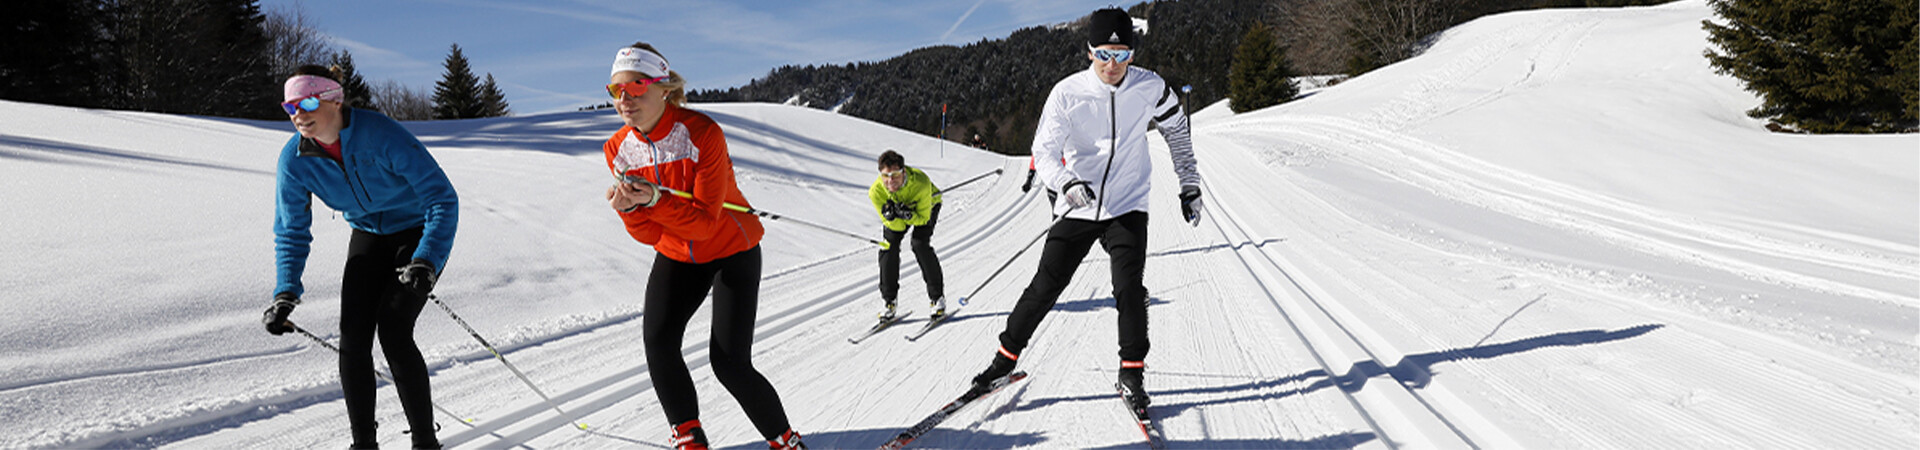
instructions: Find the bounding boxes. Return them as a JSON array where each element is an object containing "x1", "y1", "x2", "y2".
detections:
[
  {"x1": 1090, "y1": 45, "x2": 1134, "y2": 63},
  {"x1": 281, "y1": 96, "x2": 322, "y2": 115},
  {"x1": 281, "y1": 88, "x2": 342, "y2": 115}
]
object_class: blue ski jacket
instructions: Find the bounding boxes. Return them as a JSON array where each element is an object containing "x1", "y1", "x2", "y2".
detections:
[{"x1": 272, "y1": 108, "x2": 459, "y2": 297}]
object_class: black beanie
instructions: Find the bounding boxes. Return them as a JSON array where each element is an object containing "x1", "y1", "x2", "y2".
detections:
[{"x1": 1087, "y1": 8, "x2": 1136, "y2": 48}]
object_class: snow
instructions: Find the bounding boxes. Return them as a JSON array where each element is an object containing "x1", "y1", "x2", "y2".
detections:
[{"x1": 1, "y1": 1, "x2": 1914, "y2": 448}]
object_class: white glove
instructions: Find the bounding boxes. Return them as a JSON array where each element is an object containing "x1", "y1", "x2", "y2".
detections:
[{"x1": 1062, "y1": 180, "x2": 1096, "y2": 210}]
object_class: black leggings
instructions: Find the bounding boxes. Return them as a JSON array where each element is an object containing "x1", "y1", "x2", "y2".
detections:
[
  {"x1": 643, "y1": 245, "x2": 791, "y2": 439},
  {"x1": 879, "y1": 202, "x2": 945, "y2": 302},
  {"x1": 338, "y1": 227, "x2": 437, "y2": 447},
  {"x1": 997, "y1": 211, "x2": 1151, "y2": 362}
]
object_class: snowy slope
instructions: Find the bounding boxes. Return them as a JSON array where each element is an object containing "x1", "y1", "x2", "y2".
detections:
[{"x1": 1, "y1": 0, "x2": 1915, "y2": 448}]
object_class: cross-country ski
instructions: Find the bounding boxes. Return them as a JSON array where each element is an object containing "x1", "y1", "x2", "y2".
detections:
[
  {"x1": 878, "y1": 372, "x2": 1030, "y2": 450},
  {"x1": 849, "y1": 310, "x2": 913, "y2": 344}
]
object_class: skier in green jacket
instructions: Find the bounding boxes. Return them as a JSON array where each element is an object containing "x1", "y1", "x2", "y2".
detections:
[{"x1": 869, "y1": 150, "x2": 947, "y2": 322}]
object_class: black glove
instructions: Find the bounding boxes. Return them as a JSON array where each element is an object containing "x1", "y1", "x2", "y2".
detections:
[
  {"x1": 262, "y1": 293, "x2": 299, "y2": 335},
  {"x1": 881, "y1": 201, "x2": 900, "y2": 220},
  {"x1": 1021, "y1": 169, "x2": 1036, "y2": 193},
  {"x1": 396, "y1": 259, "x2": 438, "y2": 298},
  {"x1": 1179, "y1": 185, "x2": 1204, "y2": 226},
  {"x1": 883, "y1": 201, "x2": 916, "y2": 221}
]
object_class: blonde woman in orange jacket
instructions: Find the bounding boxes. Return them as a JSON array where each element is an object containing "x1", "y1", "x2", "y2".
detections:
[{"x1": 602, "y1": 43, "x2": 804, "y2": 450}]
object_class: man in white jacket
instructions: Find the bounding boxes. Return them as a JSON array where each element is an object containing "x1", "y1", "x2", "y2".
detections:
[{"x1": 969, "y1": 7, "x2": 1204, "y2": 420}]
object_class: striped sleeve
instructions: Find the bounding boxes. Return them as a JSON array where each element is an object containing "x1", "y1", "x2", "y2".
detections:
[{"x1": 1152, "y1": 84, "x2": 1200, "y2": 188}]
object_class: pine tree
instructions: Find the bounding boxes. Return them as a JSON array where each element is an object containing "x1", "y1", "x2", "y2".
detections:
[
  {"x1": 330, "y1": 49, "x2": 375, "y2": 112},
  {"x1": 198, "y1": 0, "x2": 276, "y2": 119},
  {"x1": 0, "y1": 0, "x2": 111, "y2": 108},
  {"x1": 478, "y1": 73, "x2": 510, "y2": 117},
  {"x1": 104, "y1": 0, "x2": 276, "y2": 119},
  {"x1": 1229, "y1": 22, "x2": 1299, "y2": 113},
  {"x1": 432, "y1": 43, "x2": 484, "y2": 119},
  {"x1": 1704, "y1": 0, "x2": 1918, "y2": 133}
]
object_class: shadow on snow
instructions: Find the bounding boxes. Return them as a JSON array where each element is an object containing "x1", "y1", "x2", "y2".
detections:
[{"x1": 1016, "y1": 324, "x2": 1664, "y2": 420}]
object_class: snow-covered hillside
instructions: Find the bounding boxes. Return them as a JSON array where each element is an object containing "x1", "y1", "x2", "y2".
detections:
[{"x1": 1, "y1": 0, "x2": 1913, "y2": 448}]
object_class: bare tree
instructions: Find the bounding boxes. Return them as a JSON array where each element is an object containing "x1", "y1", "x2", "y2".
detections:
[
  {"x1": 371, "y1": 79, "x2": 434, "y2": 121},
  {"x1": 1282, "y1": 0, "x2": 1458, "y2": 74},
  {"x1": 1281, "y1": 0, "x2": 1360, "y2": 75},
  {"x1": 261, "y1": 1, "x2": 335, "y2": 77}
]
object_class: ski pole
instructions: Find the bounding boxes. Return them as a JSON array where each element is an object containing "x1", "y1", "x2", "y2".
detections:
[
  {"x1": 958, "y1": 214, "x2": 1067, "y2": 307},
  {"x1": 430, "y1": 295, "x2": 590, "y2": 431},
  {"x1": 614, "y1": 174, "x2": 892, "y2": 250},
  {"x1": 936, "y1": 167, "x2": 1003, "y2": 194},
  {"x1": 291, "y1": 323, "x2": 477, "y2": 426}
]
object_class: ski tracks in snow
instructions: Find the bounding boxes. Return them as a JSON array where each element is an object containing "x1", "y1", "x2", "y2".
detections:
[
  {"x1": 1213, "y1": 115, "x2": 1917, "y2": 307},
  {"x1": 1190, "y1": 109, "x2": 1918, "y2": 447}
]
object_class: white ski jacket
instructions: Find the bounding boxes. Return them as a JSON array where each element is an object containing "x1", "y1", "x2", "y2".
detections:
[{"x1": 1032, "y1": 65, "x2": 1200, "y2": 221}]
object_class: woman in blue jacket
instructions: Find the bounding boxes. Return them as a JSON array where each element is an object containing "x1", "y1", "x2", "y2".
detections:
[{"x1": 260, "y1": 65, "x2": 459, "y2": 450}]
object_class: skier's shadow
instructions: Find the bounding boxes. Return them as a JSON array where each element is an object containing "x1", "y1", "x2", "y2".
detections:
[
  {"x1": 1081, "y1": 432, "x2": 1378, "y2": 450},
  {"x1": 1051, "y1": 296, "x2": 1172, "y2": 313},
  {"x1": 1147, "y1": 238, "x2": 1285, "y2": 258},
  {"x1": 1017, "y1": 324, "x2": 1664, "y2": 419},
  {"x1": 719, "y1": 427, "x2": 1047, "y2": 450}
]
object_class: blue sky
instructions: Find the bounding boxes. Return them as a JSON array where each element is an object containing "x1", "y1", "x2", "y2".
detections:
[{"x1": 264, "y1": 0, "x2": 1129, "y2": 114}]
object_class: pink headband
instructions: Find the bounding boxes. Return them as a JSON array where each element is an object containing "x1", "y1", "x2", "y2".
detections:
[{"x1": 283, "y1": 75, "x2": 345, "y2": 103}]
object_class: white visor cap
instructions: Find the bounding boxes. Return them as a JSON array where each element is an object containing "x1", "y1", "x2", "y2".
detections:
[{"x1": 612, "y1": 47, "x2": 670, "y2": 78}]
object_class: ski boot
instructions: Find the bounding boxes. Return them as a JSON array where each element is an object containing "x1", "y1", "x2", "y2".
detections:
[
  {"x1": 1117, "y1": 366, "x2": 1150, "y2": 419},
  {"x1": 768, "y1": 428, "x2": 807, "y2": 449},
  {"x1": 408, "y1": 422, "x2": 442, "y2": 449},
  {"x1": 670, "y1": 420, "x2": 709, "y2": 450},
  {"x1": 928, "y1": 296, "x2": 947, "y2": 321},
  {"x1": 968, "y1": 349, "x2": 1018, "y2": 397},
  {"x1": 878, "y1": 300, "x2": 898, "y2": 322}
]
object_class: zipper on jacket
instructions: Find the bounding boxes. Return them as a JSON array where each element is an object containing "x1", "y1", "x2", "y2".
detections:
[
  {"x1": 300, "y1": 136, "x2": 371, "y2": 215},
  {"x1": 1096, "y1": 87, "x2": 1118, "y2": 220}
]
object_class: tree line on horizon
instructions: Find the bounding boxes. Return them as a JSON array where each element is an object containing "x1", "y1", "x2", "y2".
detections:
[
  {"x1": 1, "y1": 0, "x2": 510, "y2": 121},
  {"x1": 7, "y1": 0, "x2": 1907, "y2": 134}
]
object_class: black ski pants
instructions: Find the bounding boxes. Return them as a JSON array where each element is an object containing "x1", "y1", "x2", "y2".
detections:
[
  {"x1": 642, "y1": 245, "x2": 792, "y2": 440},
  {"x1": 338, "y1": 227, "x2": 437, "y2": 447},
  {"x1": 996, "y1": 211, "x2": 1151, "y2": 363},
  {"x1": 879, "y1": 203, "x2": 944, "y2": 303}
]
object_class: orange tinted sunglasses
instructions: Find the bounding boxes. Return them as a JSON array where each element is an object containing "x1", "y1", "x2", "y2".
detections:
[{"x1": 605, "y1": 76, "x2": 669, "y2": 99}]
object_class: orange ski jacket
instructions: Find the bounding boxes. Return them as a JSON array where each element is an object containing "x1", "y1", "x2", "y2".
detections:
[{"x1": 603, "y1": 105, "x2": 764, "y2": 263}]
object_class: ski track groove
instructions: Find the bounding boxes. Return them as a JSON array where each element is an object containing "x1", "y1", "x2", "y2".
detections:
[
  {"x1": 1198, "y1": 96, "x2": 1918, "y2": 448},
  {"x1": 1209, "y1": 116, "x2": 1917, "y2": 307},
  {"x1": 1200, "y1": 183, "x2": 1475, "y2": 448}
]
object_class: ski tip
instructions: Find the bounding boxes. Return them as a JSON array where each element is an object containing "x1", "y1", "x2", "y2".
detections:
[
  {"x1": 463, "y1": 418, "x2": 477, "y2": 423},
  {"x1": 576, "y1": 423, "x2": 590, "y2": 430}
]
